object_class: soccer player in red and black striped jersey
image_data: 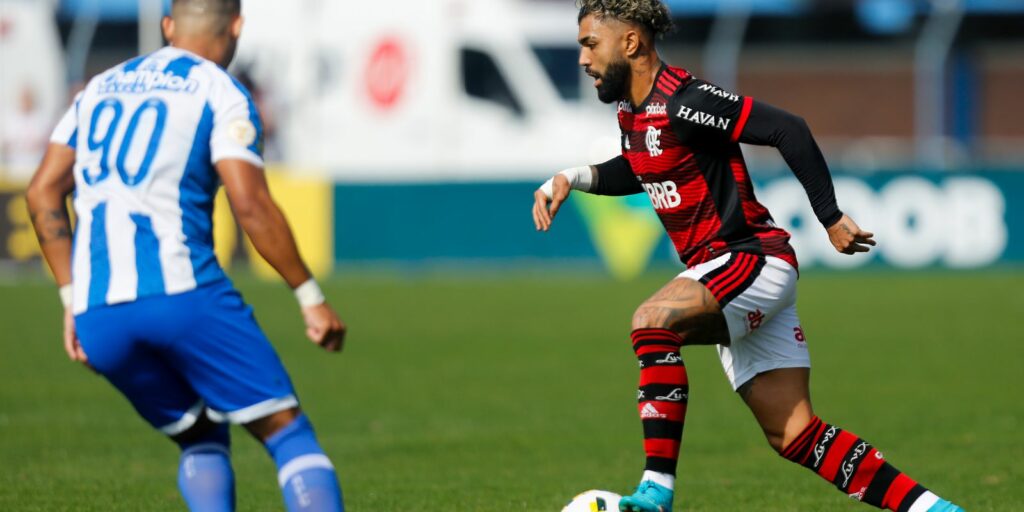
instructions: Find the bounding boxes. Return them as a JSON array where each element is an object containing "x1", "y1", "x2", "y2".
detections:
[{"x1": 531, "y1": 2, "x2": 964, "y2": 512}]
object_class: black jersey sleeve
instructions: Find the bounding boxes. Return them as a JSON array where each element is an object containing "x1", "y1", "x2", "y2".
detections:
[
  {"x1": 738, "y1": 101, "x2": 843, "y2": 228},
  {"x1": 593, "y1": 155, "x2": 644, "y2": 196},
  {"x1": 667, "y1": 79, "x2": 753, "y2": 148}
]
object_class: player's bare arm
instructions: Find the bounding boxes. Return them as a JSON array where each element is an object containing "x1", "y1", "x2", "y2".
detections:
[
  {"x1": 216, "y1": 159, "x2": 346, "y2": 352},
  {"x1": 26, "y1": 142, "x2": 88, "y2": 365},
  {"x1": 26, "y1": 143, "x2": 75, "y2": 285}
]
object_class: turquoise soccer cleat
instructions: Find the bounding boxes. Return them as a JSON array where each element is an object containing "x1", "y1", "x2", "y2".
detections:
[
  {"x1": 927, "y1": 499, "x2": 965, "y2": 512},
  {"x1": 619, "y1": 480, "x2": 673, "y2": 512}
]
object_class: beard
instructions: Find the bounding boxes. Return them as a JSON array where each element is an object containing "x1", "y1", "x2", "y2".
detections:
[{"x1": 594, "y1": 58, "x2": 630, "y2": 104}]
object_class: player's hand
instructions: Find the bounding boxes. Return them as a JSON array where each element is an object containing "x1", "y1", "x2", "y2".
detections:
[
  {"x1": 532, "y1": 174, "x2": 571, "y2": 231},
  {"x1": 301, "y1": 303, "x2": 346, "y2": 352},
  {"x1": 826, "y1": 214, "x2": 876, "y2": 255},
  {"x1": 63, "y1": 308, "x2": 90, "y2": 367}
]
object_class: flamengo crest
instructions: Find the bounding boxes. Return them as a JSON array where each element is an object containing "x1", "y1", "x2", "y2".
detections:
[{"x1": 645, "y1": 126, "x2": 663, "y2": 157}]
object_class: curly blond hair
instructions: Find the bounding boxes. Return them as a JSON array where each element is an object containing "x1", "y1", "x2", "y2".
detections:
[{"x1": 577, "y1": 0, "x2": 674, "y2": 39}]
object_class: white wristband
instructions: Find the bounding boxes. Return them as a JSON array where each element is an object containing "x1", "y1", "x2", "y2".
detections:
[
  {"x1": 294, "y1": 279, "x2": 325, "y2": 308},
  {"x1": 539, "y1": 178, "x2": 556, "y2": 199},
  {"x1": 59, "y1": 284, "x2": 72, "y2": 309},
  {"x1": 539, "y1": 166, "x2": 594, "y2": 199}
]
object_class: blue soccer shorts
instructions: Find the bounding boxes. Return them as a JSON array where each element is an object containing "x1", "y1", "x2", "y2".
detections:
[{"x1": 75, "y1": 279, "x2": 298, "y2": 436}]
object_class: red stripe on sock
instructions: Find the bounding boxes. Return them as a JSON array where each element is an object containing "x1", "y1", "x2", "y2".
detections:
[
  {"x1": 632, "y1": 328, "x2": 677, "y2": 336},
  {"x1": 644, "y1": 438, "x2": 681, "y2": 460},
  {"x1": 818, "y1": 430, "x2": 858, "y2": 481},
  {"x1": 632, "y1": 333, "x2": 681, "y2": 343},
  {"x1": 639, "y1": 365, "x2": 688, "y2": 386},
  {"x1": 846, "y1": 448, "x2": 885, "y2": 498},
  {"x1": 631, "y1": 330, "x2": 682, "y2": 345},
  {"x1": 798, "y1": 422, "x2": 829, "y2": 466},
  {"x1": 881, "y1": 473, "x2": 917, "y2": 510},
  {"x1": 635, "y1": 344, "x2": 683, "y2": 357},
  {"x1": 782, "y1": 416, "x2": 822, "y2": 460}
]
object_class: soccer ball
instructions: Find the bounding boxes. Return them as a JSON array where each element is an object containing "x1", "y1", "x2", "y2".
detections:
[{"x1": 561, "y1": 490, "x2": 622, "y2": 512}]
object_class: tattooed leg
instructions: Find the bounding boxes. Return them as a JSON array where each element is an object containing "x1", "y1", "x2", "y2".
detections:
[
  {"x1": 626, "y1": 277, "x2": 728, "y2": 487},
  {"x1": 631, "y1": 277, "x2": 729, "y2": 346}
]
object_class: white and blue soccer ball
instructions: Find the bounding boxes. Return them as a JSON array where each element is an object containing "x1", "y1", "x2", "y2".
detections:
[{"x1": 561, "y1": 490, "x2": 622, "y2": 512}]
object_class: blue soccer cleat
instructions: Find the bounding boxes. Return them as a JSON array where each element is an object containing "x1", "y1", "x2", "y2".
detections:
[
  {"x1": 928, "y1": 499, "x2": 965, "y2": 512},
  {"x1": 619, "y1": 480, "x2": 673, "y2": 512}
]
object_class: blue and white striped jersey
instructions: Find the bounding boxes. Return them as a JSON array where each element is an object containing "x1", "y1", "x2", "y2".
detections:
[{"x1": 51, "y1": 46, "x2": 264, "y2": 314}]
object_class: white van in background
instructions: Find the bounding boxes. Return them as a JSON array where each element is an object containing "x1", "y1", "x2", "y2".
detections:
[
  {"x1": 234, "y1": 0, "x2": 620, "y2": 182},
  {"x1": 0, "y1": 0, "x2": 65, "y2": 181}
]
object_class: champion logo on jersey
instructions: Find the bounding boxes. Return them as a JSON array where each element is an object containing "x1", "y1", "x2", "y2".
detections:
[
  {"x1": 645, "y1": 125, "x2": 663, "y2": 157},
  {"x1": 99, "y1": 69, "x2": 200, "y2": 95},
  {"x1": 640, "y1": 403, "x2": 666, "y2": 419}
]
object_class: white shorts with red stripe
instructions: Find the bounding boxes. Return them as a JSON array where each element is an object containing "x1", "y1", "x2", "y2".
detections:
[{"x1": 678, "y1": 252, "x2": 810, "y2": 390}]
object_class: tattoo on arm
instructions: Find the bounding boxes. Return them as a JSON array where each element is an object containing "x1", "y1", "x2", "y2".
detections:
[{"x1": 30, "y1": 209, "x2": 73, "y2": 244}]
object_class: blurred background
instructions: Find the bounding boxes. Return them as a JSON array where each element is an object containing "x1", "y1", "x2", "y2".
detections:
[{"x1": 1, "y1": 0, "x2": 1022, "y2": 277}]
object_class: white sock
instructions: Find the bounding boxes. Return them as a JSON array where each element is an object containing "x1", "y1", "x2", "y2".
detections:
[
  {"x1": 641, "y1": 470, "x2": 675, "y2": 490},
  {"x1": 907, "y1": 491, "x2": 940, "y2": 512}
]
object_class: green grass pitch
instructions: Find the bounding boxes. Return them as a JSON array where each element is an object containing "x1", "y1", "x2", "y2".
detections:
[{"x1": 0, "y1": 270, "x2": 1021, "y2": 511}]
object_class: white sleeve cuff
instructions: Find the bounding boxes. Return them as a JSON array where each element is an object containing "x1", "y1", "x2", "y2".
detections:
[{"x1": 212, "y1": 148, "x2": 265, "y2": 169}]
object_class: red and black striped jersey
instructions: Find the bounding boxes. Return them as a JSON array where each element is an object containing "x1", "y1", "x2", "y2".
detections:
[{"x1": 616, "y1": 65, "x2": 798, "y2": 269}]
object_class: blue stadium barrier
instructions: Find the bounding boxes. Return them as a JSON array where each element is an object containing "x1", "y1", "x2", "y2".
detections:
[{"x1": 332, "y1": 171, "x2": 1024, "y2": 275}]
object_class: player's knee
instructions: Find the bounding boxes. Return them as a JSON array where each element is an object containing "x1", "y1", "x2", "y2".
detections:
[
  {"x1": 763, "y1": 420, "x2": 811, "y2": 455},
  {"x1": 631, "y1": 304, "x2": 674, "y2": 331},
  {"x1": 765, "y1": 429, "x2": 787, "y2": 454},
  {"x1": 171, "y1": 410, "x2": 229, "y2": 450},
  {"x1": 244, "y1": 407, "x2": 301, "y2": 442}
]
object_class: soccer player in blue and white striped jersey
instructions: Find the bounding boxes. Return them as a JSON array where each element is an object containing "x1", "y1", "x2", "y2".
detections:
[{"x1": 27, "y1": 1, "x2": 346, "y2": 510}]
